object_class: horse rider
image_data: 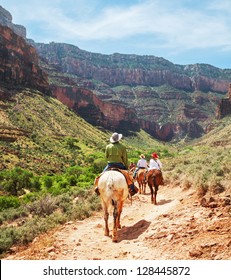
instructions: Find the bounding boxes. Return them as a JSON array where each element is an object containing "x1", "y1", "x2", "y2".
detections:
[
  {"x1": 94, "y1": 132, "x2": 138, "y2": 196},
  {"x1": 133, "y1": 154, "x2": 148, "y2": 179},
  {"x1": 148, "y1": 152, "x2": 162, "y2": 171},
  {"x1": 129, "y1": 162, "x2": 136, "y2": 170},
  {"x1": 146, "y1": 152, "x2": 164, "y2": 185}
]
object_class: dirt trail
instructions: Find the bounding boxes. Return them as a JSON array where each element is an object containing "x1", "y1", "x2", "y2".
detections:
[{"x1": 5, "y1": 185, "x2": 231, "y2": 260}]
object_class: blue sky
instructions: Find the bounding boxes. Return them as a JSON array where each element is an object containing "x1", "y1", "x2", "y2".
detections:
[{"x1": 1, "y1": 0, "x2": 231, "y2": 69}]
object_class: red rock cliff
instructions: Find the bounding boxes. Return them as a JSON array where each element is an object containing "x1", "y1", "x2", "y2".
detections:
[
  {"x1": 217, "y1": 84, "x2": 231, "y2": 118},
  {"x1": 0, "y1": 24, "x2": 49, "y2": 93},
  {"x1": 52, "y1": 86, "x2": 139, "y2": 134}
]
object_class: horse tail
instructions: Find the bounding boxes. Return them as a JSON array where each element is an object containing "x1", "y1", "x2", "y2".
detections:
[
  {"x1": 106, "y1": 176, "x2": 114, "y2": 190},
  {"x1": 106, "y1": 176, "x2": 115, "y2": 205}
]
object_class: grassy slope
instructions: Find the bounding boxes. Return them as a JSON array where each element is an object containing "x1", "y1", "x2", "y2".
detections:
[
  {"x1": 164, "y1": 116, "x2": 231, "y2": 196},
  {"x1": 0, "y1": 87, "x2": 169, "y2": 175},
  {"x1": 0, "y1": 87, "x2": 106, "y2": 174}
]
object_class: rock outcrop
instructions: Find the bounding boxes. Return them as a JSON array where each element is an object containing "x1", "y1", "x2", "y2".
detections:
[
  {"x1": 0, "y1": 5, "x2": 26, "y2": 38},
  {"x1": 217, "y1": 84, "x2": 231, "y2": 118},
  {"x1": 0, "y1": 24, "x2": 49, "y2": 93}
]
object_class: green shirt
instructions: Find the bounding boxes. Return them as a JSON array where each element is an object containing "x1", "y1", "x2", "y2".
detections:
[{"x1": 105, "y1": 142, "x2": 128, "y2": 168}]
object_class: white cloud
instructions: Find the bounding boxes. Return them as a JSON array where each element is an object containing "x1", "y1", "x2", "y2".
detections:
[
  {"x1": 45, "y1": 1, "x2": 231, "y2": 50},
  {"x1": 2, "y1": 0, "x2": 231, "y2": 56}
]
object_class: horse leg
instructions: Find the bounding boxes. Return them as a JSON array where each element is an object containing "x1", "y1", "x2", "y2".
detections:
[
  {"x1": 153, "y1": 184, "x2": 159, "y2": 205},
  {"x1": 142, "y1": 180, "x2": 146, "y2": 194},
  {"x1": 153, "y1": 185, "x2": 157, "y2": 205},
  {"x1": 148, "y1": 184, "x2": 154, "y2": 203},
  {"x1": 143, "y1": 181, "x2": 146, "y2": 194},
  {"x1": 144, "y1": 172, "x2": 147, "y2": 194},
  {"x1": 138, "y1": 181, "x2": 142, "y2": 194},
  {"x1": 117, "y1": 201, "x2": 124, "y2": 229},
  {"x1": 103, "y1": 203, "x2": 109, "y2": 236},
  {"x1": 112, "y1": 200, "x2": 118, "y2": 242}
]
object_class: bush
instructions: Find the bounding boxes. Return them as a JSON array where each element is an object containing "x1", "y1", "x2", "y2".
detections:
[
  {"x1": 0, "y1": 227, "x2": 17, "y2": 254},
  {"x1": 0, "y1": 196, "x2": 20, "y2": 211},
  {"x1": 0, "y1": 167, "x2": 34, "y2": 196},
  {"x1": 41, "y1": 175, "x2": 53, "y2": 189},
  {"x1": 30, "y1": 176, "x2": 41, "y2": 191},
  {"x1": 65, "y1": 137, "x2": 79, "y2": 149},
  {"x1": 21, "y1": 192, "x2": 39, "y2": 204},
  {"x1": 26, "y1": 194, "x2": 57, "y2": 217},
  {"x1": 0, "y1": 206, "x2": 28, "y2": 223},
  {"x1": 93, "y1": 158, "x2": 107, "y2": 173}
]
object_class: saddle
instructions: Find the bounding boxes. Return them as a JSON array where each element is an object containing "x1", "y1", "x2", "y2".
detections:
[
  {"x1": 94, "y1": 167, "x2": 138, "y2": 196},
  {"x1": 147, "y1": 169, "x2": 164, "y2": 185},
  {"x1": 94, "y1": 167, "x2": 133, "y2": 187}
]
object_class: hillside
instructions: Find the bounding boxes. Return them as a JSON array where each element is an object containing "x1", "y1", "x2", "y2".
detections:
[
  {"x1": 0, "y1": 86, "x2": 105, "y2": 174},
  {"x1": 195, "y1": 116, "x2": 231, "y2": 147}
]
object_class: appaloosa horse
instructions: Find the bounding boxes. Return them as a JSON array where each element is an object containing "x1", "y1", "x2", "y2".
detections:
[{"x1": 97, "y1": 170, "x2": 129, "y2": 242}]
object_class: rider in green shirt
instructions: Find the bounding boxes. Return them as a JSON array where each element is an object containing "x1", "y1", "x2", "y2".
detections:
[
  {"x1": 95, "y1": 132, "x2": 138, "y2": 196},
  {"x1": 103, "y1": 132, "x2": 128, "y2": 171}
]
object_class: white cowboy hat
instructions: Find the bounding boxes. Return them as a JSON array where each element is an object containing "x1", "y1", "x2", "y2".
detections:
[{"x1": 110, "y1": 132, "x2": 123, "y2": 143}]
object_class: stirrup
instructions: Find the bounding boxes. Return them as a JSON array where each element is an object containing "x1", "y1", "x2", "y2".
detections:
[{"x1": 94, "y1": 186, "x2": 100, "y2": 196}]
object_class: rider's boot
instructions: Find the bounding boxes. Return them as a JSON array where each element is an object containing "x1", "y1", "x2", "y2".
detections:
[{"x1": 128, "y1": 183, "x2": 138, "y2": 196}]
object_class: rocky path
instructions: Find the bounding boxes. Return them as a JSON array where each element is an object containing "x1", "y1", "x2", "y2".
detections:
[{"x1": 4, "y1": 185, "x2": 231, "y2": 260}]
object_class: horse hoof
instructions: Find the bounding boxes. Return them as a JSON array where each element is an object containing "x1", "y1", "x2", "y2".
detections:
[
  {"x1": 104, "y1": 231, "x2": 109, "y2": 236},
  {"x1": 112, "y1": 238, "x2": 118, "y2": 242}
]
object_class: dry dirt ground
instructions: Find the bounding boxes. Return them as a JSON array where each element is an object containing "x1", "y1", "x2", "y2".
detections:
[{"x1": 4, "y1": 184, "x2": 231, "y2": 260}]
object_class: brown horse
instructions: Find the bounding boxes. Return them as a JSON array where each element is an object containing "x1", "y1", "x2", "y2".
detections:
[
  {"x1": 136, "y1": 168, "x2": 147, "y2": 194},
  {"x1": 97, "y1": 170, "x2": 129, "y2": 242},
  {"x1": 147, "y1": 169, "x2": 164, "y2": 204}
]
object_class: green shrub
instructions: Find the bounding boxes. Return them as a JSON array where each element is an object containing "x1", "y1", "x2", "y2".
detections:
[
  {"x1": 41, "y1": 175, "x2": 53, "y2": 189},
  {"x1": 0, "y1": 196, "x2": 21, "y2": 211},
  {"x1": 30, "y1": 176, "x2": 41, "y2": 191},
  {"x1": 65, "y1": 137, "x2": 79, "y2": 149},
  {"x1": 93, "y1": 158, "x2": 107, "y2": 173},
  {"x1": 57, "y1": 179, "x2": 69, "y2": 189},
  {"x1": 0, "y1": 167, "x2": 34, "y2": 196},
  {"x1": 77, "y1": 182, "x2": 91, "y2": 188},
  {"x1": 22, "y1": 192, "x2": 39, "y2": 204},
  {"x1": 67, "y1": 175, "x2": 77, "y2": 186},
  {"x1": 0, "y1": 227, "x2": 17, "y2": 254},
  {"x1": 0, "y1": 206, "x2": 29, "y2": 223},
  {"x1": 56, "y1": 193, "x2": 72, "y2": 213}
]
